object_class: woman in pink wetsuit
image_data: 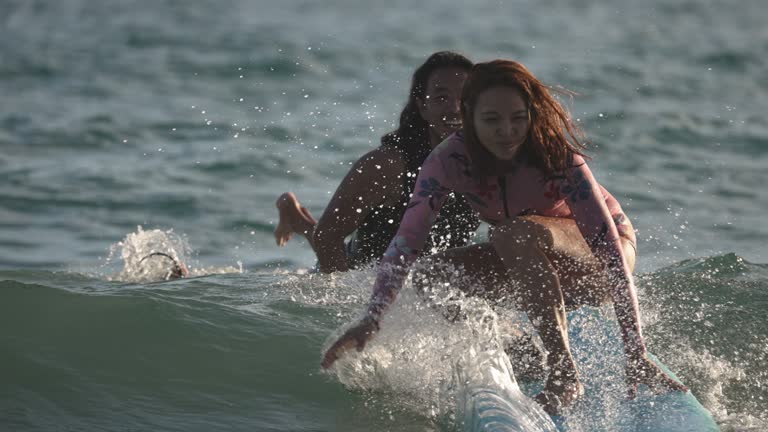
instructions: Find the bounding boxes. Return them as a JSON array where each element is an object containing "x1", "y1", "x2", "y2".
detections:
[{"x1": 321, "y1": 60, "x2": 687, "y2": 414}]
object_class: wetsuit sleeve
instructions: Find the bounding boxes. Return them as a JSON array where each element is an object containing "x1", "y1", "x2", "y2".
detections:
[
  {"x1": 560, "y1": 155, "x2": 646, "y2": 357},
  {"x1": 366, "y1": 151, "x2": 452, "y2": 320}
]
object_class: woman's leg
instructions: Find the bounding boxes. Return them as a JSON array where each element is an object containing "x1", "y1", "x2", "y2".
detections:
[
  {"x1": 488, "y1": 217, "x2": 581, "y2": 414},
  {"x1": 414, "y1": 243, "x2": 547, "y2": 379},
  {"x1": 490, "y1": 216, "x2": 636, "y2": 413},
  {"x1": 275, "y1": 192, "x2": 318, "y2": 247},
  {"x1": 419, "y1": 215, "x2": 636, "y2": 414}
]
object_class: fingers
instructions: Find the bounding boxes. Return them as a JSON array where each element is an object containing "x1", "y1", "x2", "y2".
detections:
[
  {"x1": 626, "y1": 363, "x2": 689, "y2": 398},
  {"x1": 321, "y1": 328, "x2": 371, "y2": 369},
  {"x1": 321, "y1": 337, "x2": 356, "y2": 369},
  {"x1": 671, "y1": 379, "x2": 688, "y2": 393},
  {"x1": 653, "y1": 374, "x2": 688, "y2": 394},
  {"x1": 320, "y1": 349, "x2": 337, "y2": 369},
  {"x1": 641, "y1": 363, "x2": 688, "y2": 394},
  {"x1": 355, "y1": 333, "x2": 370, "y2": 352},
  {"x1": 321, "y1": 319, "x2": 378, "y2": 369}
]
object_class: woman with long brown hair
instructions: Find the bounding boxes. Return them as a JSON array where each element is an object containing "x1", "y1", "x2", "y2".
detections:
[
  {"x1": 321, "y1": 60, "x2": 687, "y2": 414},
  {"x1": 274, "y1": 51, "x2": 479, "y2": 273}
]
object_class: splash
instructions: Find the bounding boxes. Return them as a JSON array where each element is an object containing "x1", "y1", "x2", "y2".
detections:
[
  {"x1": 637, "y1": 254, "x2": 768, "y2": 430},
  {"x1": 318, "y1": 257, "x2": 732, "y2": 431},
  {"x1": 104, "y1": 226, "x2": 242, "y2": 282},
  {"x1": 321, "y1": 261, "x2": 554, "y2": 430}
]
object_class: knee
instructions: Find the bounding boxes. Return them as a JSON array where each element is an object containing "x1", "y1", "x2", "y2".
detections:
[{"x1": 491, "y1": 218, "x2": 555, "y2": 253}]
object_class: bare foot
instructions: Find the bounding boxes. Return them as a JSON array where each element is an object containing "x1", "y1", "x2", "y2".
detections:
[
  {"x1": 275, "y1": 192, "x2": 317, "y2": 246},
  {"x1": 534, "y1": 369, "x2": 584, "y2": 415}
]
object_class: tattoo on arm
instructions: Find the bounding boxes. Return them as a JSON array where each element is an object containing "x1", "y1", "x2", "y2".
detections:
[{"x1": 561, "y1": 170, "x2": 592, "y2": 202}]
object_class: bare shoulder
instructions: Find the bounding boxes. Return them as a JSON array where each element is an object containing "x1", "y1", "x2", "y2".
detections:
[
  {"x1": 341, "y1": 146, "x2": 407, "y2": 206},
  {"x1": 353, "y1": 146, "x2": 407, "y2": 177},
  {"x1": 328, "y1": 146, "x2": 407, "y2": 207}
]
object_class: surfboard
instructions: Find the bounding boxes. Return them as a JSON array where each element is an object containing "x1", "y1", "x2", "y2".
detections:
[
  {"x1": 457, "y1": 307, "x2": 720, "y2": 431},
  {"x1": 455, "y1": 345, "x2": 558, "y2": 432}
]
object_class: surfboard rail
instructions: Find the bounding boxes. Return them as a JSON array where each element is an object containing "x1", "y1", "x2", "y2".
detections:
[{"x1": 456, "y1": 308, "x2": 720, "y2": 431}]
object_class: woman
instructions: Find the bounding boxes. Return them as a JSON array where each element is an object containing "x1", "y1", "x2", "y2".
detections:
[
  {"x1": 275, "y1": 51, "x2": 479, "y2": 273},
  {"x1": 321, "y1": 60, "x2": 687, "y2": 414}
]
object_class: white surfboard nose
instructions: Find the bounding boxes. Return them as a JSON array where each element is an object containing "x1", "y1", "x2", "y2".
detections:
[{"x1": 455, "y1": 346, "x2": 558, "y2": 432}]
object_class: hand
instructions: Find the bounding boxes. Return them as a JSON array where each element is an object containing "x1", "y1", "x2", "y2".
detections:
[
  {"x1": 625, "y1": 354, "x2": 689, "y2": 399},
  {"x1": 321, "y1": 316, "x2": 379, "y2": 369}
]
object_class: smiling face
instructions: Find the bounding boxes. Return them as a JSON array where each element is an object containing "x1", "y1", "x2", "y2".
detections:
[
  {"x1": 471, "y1": 86, "x2": 530, "y2": 161},
  {"x1": 417, "y1": 66, "x2": 469, "y2": 148}
]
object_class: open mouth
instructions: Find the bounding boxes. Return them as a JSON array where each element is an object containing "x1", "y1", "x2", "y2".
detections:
[{"x1": 443, "y1": 119, "x2": 462, "y2": 128}]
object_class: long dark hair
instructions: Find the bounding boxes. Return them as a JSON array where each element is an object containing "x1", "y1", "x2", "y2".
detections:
[
  {"x1": 381, "y1": 51, "x2": 473, "y2": 173},
  {"x1": 461, "y1": 60, "x2": 588, "y2": 178}
]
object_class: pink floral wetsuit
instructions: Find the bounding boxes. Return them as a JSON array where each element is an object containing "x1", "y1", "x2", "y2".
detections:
[{"x1": 367, "y1": 131, "x2": 645, "y2": 354}]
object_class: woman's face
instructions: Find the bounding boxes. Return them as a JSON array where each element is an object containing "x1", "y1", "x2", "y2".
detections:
[
  {"x1": 471, "y1": 86, "x2": 530, "y2": 160},
  {"x1": 417, "y1": 67, "x2": 468, "y2": 148}
]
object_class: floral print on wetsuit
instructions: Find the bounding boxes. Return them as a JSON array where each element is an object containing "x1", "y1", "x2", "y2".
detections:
[{"x1": 367, "y1": 131, "x2": 644, "y2": 353}]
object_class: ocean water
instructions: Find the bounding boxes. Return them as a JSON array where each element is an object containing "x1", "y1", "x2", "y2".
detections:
[{"x1": 1, "y1": 0, "x2": 766, "y2": 430}]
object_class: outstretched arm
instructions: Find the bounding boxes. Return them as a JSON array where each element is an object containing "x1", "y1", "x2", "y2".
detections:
[
  {"x1": 322, "y1": 150, "x2": 452, "y2": 367},
  {"x1": 561, "y1": 157, "x2": 644, "y2": 354},
  {"x1": 563, "y1": 156, "x2": 687, "y2": 396},
  {"x1": 313, "y1": 147, "x2": 406, "y2": 273}
]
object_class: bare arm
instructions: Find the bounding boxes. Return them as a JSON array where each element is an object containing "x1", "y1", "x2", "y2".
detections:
[
  {"x1": 322, "y1": 150, "x2": 452, "y2": 369},
  {"x1": 561, "y1": 157, "x2": 645, "y2": 356},
  {"x1": 313, "y1": 147, "x2": 406, "y2": 273},
  {"x1": 562, "y1": 157, "x2": 688, "y2": 396}
]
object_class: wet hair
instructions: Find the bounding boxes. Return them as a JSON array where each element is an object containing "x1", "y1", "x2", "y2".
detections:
[
  {"x1": 460, "y1": 60, "x2": 588, "y2": 178},
  {"x1": 140, "y1": 252, "x2": 186, "y2": 280},
  {"x1": 381, "y1": 51, "x2": 473, "y2": 173}
]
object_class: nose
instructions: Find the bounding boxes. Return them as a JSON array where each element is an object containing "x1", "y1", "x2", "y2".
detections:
[
  {"x1": 447, "y1": 96, "x2": 460, "y2": 114},
  {"x1": 496, "y1": 120, "x2": 514, "y2": 137}
]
